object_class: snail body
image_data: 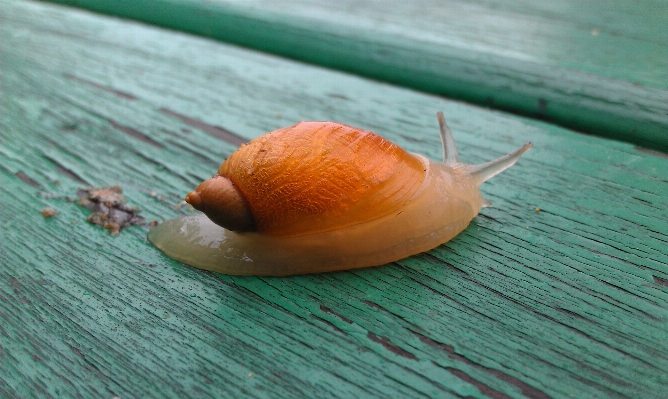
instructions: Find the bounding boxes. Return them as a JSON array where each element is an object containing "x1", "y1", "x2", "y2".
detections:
[{"x1": 148, "y1": 113, "x2": 532, "y2": 276}]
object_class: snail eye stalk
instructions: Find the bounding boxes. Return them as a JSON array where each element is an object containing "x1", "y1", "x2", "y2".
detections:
[{"x1": 437, "y1": 111, "x2": 460, "y2": 165}]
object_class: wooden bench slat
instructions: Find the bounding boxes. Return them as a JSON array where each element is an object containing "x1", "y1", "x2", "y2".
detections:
[
  {"x1": 44, "y1": 0, "x2": 668, "y2": 151},
  {"x1": 2, "y1": 2, "x2": 667, "y2": 398}
]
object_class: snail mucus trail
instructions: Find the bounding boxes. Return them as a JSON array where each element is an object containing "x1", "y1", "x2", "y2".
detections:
[{"x1": 148, "y1": 112, "x2": 532, "y2": 276}]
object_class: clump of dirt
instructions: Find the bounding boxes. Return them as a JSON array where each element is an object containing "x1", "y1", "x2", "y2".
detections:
[
  {"x1": 42, "y1": 207, "x2": 60, "y2": 218},
  {"x1": 77, "y1": 185, "x2": 145, "y2": 236}
]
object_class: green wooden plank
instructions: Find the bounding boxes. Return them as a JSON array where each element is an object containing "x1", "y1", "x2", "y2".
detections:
[
  {"x1": 41, "y1": 0, "x2": 668, "y2": 151},
  {"x1": 1, "y1": 1, "x2": 668, "y2": 398}
]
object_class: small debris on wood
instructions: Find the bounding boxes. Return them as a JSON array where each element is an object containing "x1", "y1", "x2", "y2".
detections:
[
  {"x1": 42, "y1": 207, "x2": 60, "y2": 218},
  {"x1": 77, "y1": 185, "x2": 145, "y2": 236}
]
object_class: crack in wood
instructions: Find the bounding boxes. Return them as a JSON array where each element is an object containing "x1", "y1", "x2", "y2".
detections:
[
  {"x1": 418, "y1": 253, "x2": 468, "y2": 274},
  {"x1": 159, "y1": 108, "x2": 247, "y2": 147},
  {"x1": 14, "y1": 171, "x2": 41, "y2": 188},
  {"x1": 444, "y1": 365, "x2": 512, "y2": 399},
  {"x1": 309, "y1": 314, "x2": 346, "y2": 335},
  {"x1": 653, "y1": 276, "x2": 668, "y2": 287},
  {"x1": 367, "y1": 332, "x2": 418, "y2": 361},
  {"x1": 64, "y1": 73, "x2": 138, "y2": 100},
  {"x1": 361, "y1": 299, "x2": 424, "y2": 332},
  {"x1": 43, "y1": 155, "x2": 88, "y2": 185},
  {"x1": 319, "y1": 304, "x2": 353, "y2": 324},
  {"x1": 416, "y1": 334, "x2": 552, "y2": 399},
  {"x1": 107, "y1": 119, "x2": 163, "y2": 148}
]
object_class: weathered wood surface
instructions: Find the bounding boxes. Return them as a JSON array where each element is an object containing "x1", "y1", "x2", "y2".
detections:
[
  {"x1": 43, "y1": 0, "x2": 668, "y2": 151},
  {"x1": 1, "y1": 1, "x2": 668, "y2": 398}
]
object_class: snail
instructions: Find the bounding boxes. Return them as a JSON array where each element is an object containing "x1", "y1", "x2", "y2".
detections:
[{"x1": 148, "y1": 112, "x2": 532, "y2": 276}]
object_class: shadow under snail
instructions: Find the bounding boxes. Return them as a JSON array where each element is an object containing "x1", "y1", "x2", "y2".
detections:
[{"x1": 148, "y1": 112, "x2": 532, "y2": 276}]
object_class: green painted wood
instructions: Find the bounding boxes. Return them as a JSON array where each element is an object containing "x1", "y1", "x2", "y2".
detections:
[
  {"x1": 2, "y1": 1, "x2": 668, "y2": 398},
  {"x1": 41, "y1": 0, "x2": 668, "y2": 152}
]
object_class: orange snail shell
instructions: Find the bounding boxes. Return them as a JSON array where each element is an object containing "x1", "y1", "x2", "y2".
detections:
[
  {"x1": 186, "y1": 121, "x2": 426, "y2": 236},
  {"x1": 148, "y1": 113, "x2": 532, "y2": 276}
]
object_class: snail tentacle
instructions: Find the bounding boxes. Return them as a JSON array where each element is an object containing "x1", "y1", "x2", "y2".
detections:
[
  {"x1": 466, "y1": 142, "x2": 533, "y2": 187},
  {"x1": 436, "y1": 112, "x2": 460, "y2": 165}
]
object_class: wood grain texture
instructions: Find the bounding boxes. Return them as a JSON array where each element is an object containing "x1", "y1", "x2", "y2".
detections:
[
  {"x1": 42, "y1": 0, "x2": 668, "y2": 151},
  {"x1": 1, "y1": 1, "x2": 667, "y2": 398}
]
